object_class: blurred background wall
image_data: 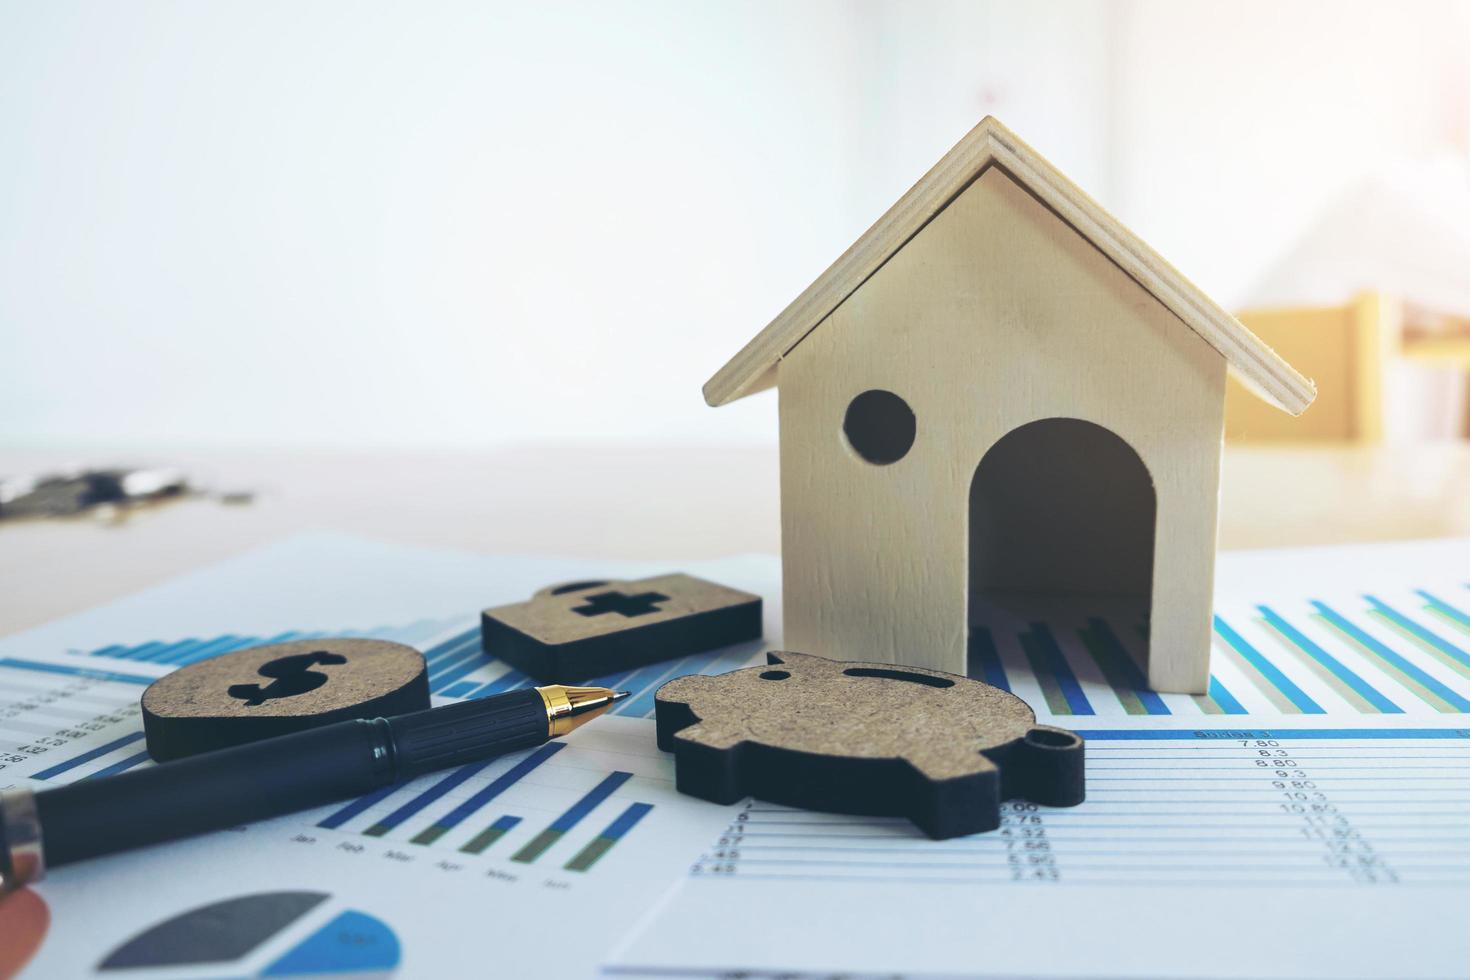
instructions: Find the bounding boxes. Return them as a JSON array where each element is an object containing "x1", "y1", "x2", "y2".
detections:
[{"x1": 2, "y1": 0, "x2": 1468, "y2": 450}]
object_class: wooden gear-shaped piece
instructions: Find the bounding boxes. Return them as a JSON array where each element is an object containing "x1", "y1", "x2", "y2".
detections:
[{"x1": 655, "y1": 651, "x2": 1084, "y2": 838}]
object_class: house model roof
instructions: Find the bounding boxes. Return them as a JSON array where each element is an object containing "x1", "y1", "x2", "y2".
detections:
[{"x1": 704, "y1": 116, "x2": 1317, "y2": 415}]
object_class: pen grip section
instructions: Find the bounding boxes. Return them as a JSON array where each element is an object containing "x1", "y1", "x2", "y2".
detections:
[
  {"x1": 388, "y1": 688, "x2": 548, "y2": 778},
  {"x1": 35, "y1": 719, "x2": 390, "y2": 867}
]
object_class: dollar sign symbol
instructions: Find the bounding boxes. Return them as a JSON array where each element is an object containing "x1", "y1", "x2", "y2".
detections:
[{"x1": 227, "y1": 650, "x2": 348, "y2": 707}]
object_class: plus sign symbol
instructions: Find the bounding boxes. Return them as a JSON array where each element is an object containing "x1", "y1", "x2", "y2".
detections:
[{"x1": 572, "y1": 590, "x2": 669, "y2": 618}]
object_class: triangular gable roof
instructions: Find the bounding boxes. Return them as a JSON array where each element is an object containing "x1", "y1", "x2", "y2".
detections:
[{"x1": 704, "y1": 116, "x2": 1316, "y2": 415}]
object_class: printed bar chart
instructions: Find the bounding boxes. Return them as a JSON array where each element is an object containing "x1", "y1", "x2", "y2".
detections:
[
  {"x1": 31, "y1": 732, "x2": 146, "y2": 781},
  {"x1": 1019, "y1": 623, "x2": 1095, "y2": 716},
  {"x1": 82, "y1": 620, "x2": 464, "y2": 674},
  {"x1": 84, "y1": 751, "x2": 151, "y2": 780},
  {"x1": 408, "y1": 743, "x2": 564, "y2": 845},
  {"x1": 363, "y1": 761, "x2": 495, "y2": 837},
  {"x1": 1419, "y1": 590, "x2": 1470, "y2": 636},
  {"x1": 511, "y1": 771, "x2": 633, "y2": 864},
  {"x1": 565, "y1": 802, "x2": 655, "y2": 871},
  {"x1": 312, "y1": 742, "x2": 654, "y2": 871},
  {"x1": 1369, "y1": 595, "x2": 1470, "y2": 674},
  {"x1": 967, "y1": 586, "x2": 1470, "y2": 718},
  {"x1": 1212, "y1": 615, "x2": 1325, "y2": 713},
  {"x1": 30, "y1": 575, "x2": 1470, "y2": 835},
  {"x1": 1313, "y1": 602, "x2": 1470, "y2": 711},
  {"x1": 2, "y1": 657, "x2": 153, "y2": 687},
  {"x1": 1258, "y1": 605, "x2": 1402, "y2": 713},
  {"x1": 318, "y1": 784, "x2": 406, "y2": 831},
  {"x1": 1078, "y1": 619, "x2": 1169, "y2": 715},
  {"x1": 967, "y1": 628, "x2": 1009, "y2": 690},
  {"x1": 1200, "y1": 676, "x2": 1247, "y2": 715}
]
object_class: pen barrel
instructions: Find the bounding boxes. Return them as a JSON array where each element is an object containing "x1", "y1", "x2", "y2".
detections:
[
  {"x1": 387, "y1": 688, "x2": 548, "y2": 778},
  {"x1": 35, "y1": 718, "x2": 392, "y2": 867}
]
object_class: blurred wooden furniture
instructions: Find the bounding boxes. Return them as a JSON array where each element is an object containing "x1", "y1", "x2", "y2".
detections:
[
  {"x1": 1402, "y1": 301, "x2": 1470, "y2": 437},
  {"x1": 1227, "y1": 291, "x2": 1470, "y2": 443},
  {"x1": 1226, "y1": 291, "x2": 1391, "y2": 443}
]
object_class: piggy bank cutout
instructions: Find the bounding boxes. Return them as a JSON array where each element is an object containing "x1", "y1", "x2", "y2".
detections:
[{"x1": 655, "y1": 651, "x2": 1084, "y2": 838}]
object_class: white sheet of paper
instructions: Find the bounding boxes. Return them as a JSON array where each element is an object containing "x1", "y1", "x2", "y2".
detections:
[
  {"x1": 1, "y1": 533, "x2": 776, "y2": 979},
  {"x1": 604, "y1": 537, "x2": 1470, "y2": 979},
  {"x1": 6, "y1": 533, "x2": 1470, "y2": 978}
]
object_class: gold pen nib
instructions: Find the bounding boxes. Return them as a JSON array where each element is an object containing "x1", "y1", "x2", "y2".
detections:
[{"x1": 536, "y1": 685, "x2": 630, "y2": 737}]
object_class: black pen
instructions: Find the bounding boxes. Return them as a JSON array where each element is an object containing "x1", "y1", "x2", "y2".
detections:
[{"x1": 0, "y1": 684, "x2": 628, "y2": 889}]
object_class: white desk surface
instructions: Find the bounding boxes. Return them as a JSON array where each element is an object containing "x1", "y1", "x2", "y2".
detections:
[{"x1": 3, "y1": 443, "x2": 1469, "y2": 637}]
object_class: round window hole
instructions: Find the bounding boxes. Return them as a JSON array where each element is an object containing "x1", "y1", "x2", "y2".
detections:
[
  {"x1": 759, "y1": 670, "x2": 791, "y2": 681},
  {"x1": 843, "y1": 390, "x2": 915, "y2": 465}
]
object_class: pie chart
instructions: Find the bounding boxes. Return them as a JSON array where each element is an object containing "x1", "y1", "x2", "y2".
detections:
[
  {"x1": 97, "y1": 891, "x2": 400, "y2": 976},
  {"x1": 0, "y1": 887, "x2": 49, "y2": 977}
]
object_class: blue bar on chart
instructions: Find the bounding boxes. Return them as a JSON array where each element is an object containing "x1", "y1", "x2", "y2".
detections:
[
  {"x1": 0, "y1": 658, "x2": 154, "y2": 687},
  {"x1": 967, "y1": 627, "x2": 1010, "y2": 691},
  {"x1": 362, "y1": 761, "x2": 496, "y2": 837},
  {"x1": 87, "y1": 620, "x2": 475, "y2": 670},
  {"x1": 422, "y1": 628, "x2": 480, "y2": 665},
  {"x1": 467, "y1": 670, "x2": 531, "y2": 699},
  {"x1": 1078, "y1": 618, "x2": 1168, "y2": 716},
  {"x1": 1418, "y1": 590, "x2": 1470, "y2": 634},
  {"x1": 616, "y1": 642, "x2": 754, "y2": 718},
  {"x1": 31, "y1": 732, "x2": 147, "y2": 780},
  {"x1": 511, "y1": 771, "x2": 633, "y2": 864},
  {"x1": 156, "y1": 633, "x2": 286, "y2": 664},
  {"x1": 1019, "y1": 623, "x2": 1095, "y2": 716},
  {"x1": 1212, "y1": 615, "x2": 1325, "y2": 714},
  {"x1": 564, "y1": 802, "x2": 654, "y2": 871},
  {"x1": 132, "y1": 640, "x2": 189, "y2": 663},
  {"x1": 1257, "y1": 606, "x2": 1402, "y2": 714},
  {"x1": 83, "y1": 751, "x2": 151, "y2": 780},
  {"x1": 1203, "y1": 675, "x2": 1248, "y2": 715},
  {"x1": 1367, "y1": 595, "x2": 1470, "y2": 674},
  {"x1": 140, "y1": 634, "x2": 243, "y2": 666},
  {"x1": 318, "y1": 783, "x2": 409, "y2": 830},
  {"x1": 119, "y1": 641, "x2": 170, "y2": 661},
  {"x1": 1312, "y1": 601, "x2": 1470, "y2": 712},
  {"x1": 429, "y1": 650, "x2": 493, "y2": 694},
  {"x1": 412, "y1": 743, "x2": 566, "y2": 846}
]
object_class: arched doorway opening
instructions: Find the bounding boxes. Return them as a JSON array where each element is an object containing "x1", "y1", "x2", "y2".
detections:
[{"x1": 968, "y1": 418, "x2": 1156, "y2": 678}]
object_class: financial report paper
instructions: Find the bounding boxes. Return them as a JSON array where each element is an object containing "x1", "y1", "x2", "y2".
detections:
[
  {"x1": 0, "y1": 534, "x2": 766, "y2": 979},
  {"x1": 2, "y1": 533, "x2": 1467, "y2": 978},
  {"x1": 605, "y1": 537, "x2": 1470, "y2": 980}
]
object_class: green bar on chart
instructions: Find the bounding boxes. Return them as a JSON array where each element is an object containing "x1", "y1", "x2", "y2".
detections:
[
  {"x1": 512, "y1": 771, "x2": 632, "y2": 864},
  {"x1": 564, "y1": 802, "x2": 654, "y2": 872},
  {"x1": 459, "y1": 815, "x2": 521, "y2": 855}
]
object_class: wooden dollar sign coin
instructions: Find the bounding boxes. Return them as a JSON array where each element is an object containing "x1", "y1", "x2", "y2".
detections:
[{"x1": 141, "y1": 638, "x2": 430, "y2": 761}]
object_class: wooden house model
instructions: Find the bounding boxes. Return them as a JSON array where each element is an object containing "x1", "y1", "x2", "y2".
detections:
[{"x1": 704, "y1": 117, "x2": 1316, "y2": 694}]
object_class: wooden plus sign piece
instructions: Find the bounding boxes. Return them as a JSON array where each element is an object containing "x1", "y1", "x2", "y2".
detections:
[
  {"x1": 572, "y1": 590, "x2": 669, "y2": 618},
  {"x1": 482, "y1": 573, "x2": 761, "y2": 683}
]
